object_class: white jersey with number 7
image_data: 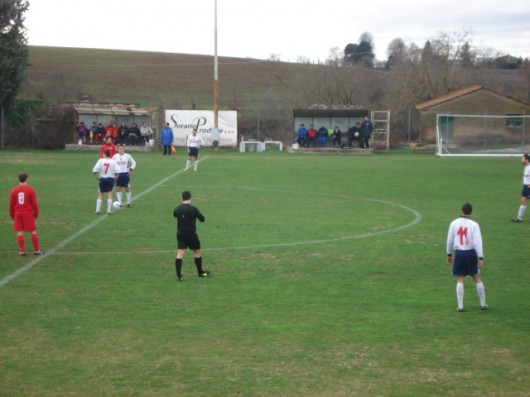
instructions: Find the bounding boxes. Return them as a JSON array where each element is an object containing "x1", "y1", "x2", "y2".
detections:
[{"x1": 92, "y1": 158, "x2": 119, "y2": 178}]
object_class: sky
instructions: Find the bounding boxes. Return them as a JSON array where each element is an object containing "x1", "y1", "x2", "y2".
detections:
[{"x1": 24, "y1": 0, "x2": 530, "y2": 62}]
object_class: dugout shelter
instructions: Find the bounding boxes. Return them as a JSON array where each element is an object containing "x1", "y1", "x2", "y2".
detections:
[
  {"x1": 293, "y1": 108, "x2": 369, "y2": 145},
  {"x1": 73, "y1": 102, "x2": 160, "y2": 139}
]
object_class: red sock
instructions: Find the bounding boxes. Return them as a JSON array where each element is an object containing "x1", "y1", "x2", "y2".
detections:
[
  {"x1": 31, "y1": 233, "x2": 40, "y2": 252},
  {"x1": 17, "y1": 235, "x2": 26, "y2": 253}
]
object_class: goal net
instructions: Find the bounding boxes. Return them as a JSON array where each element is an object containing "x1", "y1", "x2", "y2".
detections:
[{"x1": 436, "y1": 113, "x2": 530, "y2": 157}]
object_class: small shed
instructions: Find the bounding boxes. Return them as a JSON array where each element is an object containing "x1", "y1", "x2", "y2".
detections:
[{"x1": 416, "y1": 85, "x2": 530, "y2": 143}]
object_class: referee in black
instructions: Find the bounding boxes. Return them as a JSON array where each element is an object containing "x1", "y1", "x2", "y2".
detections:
[{"x1": 173, "y1": 191, "x2": 209, "y2": 281}]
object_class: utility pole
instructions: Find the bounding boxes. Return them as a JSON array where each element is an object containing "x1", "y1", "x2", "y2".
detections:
[{"x1": 213, "y1": 0, "x2": 219, "y2": 129}]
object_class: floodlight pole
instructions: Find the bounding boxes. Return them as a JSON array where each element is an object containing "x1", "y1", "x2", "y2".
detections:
[{"x1": 213, "y1": 0, "x2": 219, "y2": 129}]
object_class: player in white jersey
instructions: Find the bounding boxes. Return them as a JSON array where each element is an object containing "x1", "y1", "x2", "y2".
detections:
[
  {"x1": 112, "y1": 144, "x2": 137, "y2": 207},
  {"x1": 185, "y1": 128, "x2": 205, "y2": 171},
  {"x1": 92, "y1": 150, "x2": 119, "y2": 215},
  {"x1": 512, "y1": 153, "x2": 530, "y2": 222},
  {"x1": 446, "y1": 203, "x2": 487, "y2": 312}
]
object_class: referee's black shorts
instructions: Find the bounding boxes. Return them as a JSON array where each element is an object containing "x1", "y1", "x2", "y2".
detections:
[{"x1": 177, "y1": 232, "x2": 201, "y2": 250}]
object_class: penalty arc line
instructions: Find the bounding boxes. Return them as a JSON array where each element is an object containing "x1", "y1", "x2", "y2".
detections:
[
  {"x1": 0, "y1": 157, "x2": 208, "y2": 289},
  {"x1": 32, "y1": 197, "x2": 423, "y2": 256}
]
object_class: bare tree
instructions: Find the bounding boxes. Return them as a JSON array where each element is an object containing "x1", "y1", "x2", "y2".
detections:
[
  {"x1": 326, "y1": 47, "x2": 343, "y2": 66},
  {"x1": 305, "y1": 65, "x2": 358, "y2": 106},
  {"x1": 386, "y1": 38, "x2": 407, "y2": 69},
  {"x1": 44, "y1": 71, "x2": 85, "y2": 103}
]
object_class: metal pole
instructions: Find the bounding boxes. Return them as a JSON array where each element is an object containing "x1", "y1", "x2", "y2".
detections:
[
  {"x1": 213, "y1": 0, "x2": 219, "y2": 129},
  {"x1": 257, "y1": 110, "x2": 260, "y2": 141}
]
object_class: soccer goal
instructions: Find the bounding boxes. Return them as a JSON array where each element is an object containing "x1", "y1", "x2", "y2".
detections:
[{"x1": 436, "y1": 113, "x2": 530, "y2": 157}]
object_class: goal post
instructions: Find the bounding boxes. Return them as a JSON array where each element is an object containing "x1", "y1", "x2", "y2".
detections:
[{"x1": 436, "y1": 113, "x2": 530, "y2": 157}]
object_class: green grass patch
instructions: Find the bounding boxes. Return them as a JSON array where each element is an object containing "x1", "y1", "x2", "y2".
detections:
[{"x1": 1, "y1": 150, "x2": 529, "y2": 396}]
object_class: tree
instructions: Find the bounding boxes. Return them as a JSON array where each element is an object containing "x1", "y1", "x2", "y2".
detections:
[
  {"x1": 459, "y1": 42, "x2": 475, "y2": 68},
  {"x1": 344, "y1": 32, "x2": 375, "y2": 67},
  {"x1": 0, "y1": 0, "x2": 29, "y2": 111},
  {"x1": 386, "y1": 38, "x2": 407, "y2": 69},
  {"x1": 326, "y1": 47, "x2": 343, "y2": 66}
]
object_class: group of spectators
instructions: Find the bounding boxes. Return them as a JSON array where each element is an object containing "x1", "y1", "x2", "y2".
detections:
[
  {"x1": 296, "y1": 116, "x2": 374, "y2": 149},
  {"x1": 76, "y1": 121, "x2": 154, "y2": 146}
]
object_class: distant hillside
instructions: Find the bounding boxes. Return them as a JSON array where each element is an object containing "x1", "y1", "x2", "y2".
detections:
[
  {"x1": 23, "y1": 46, "x2": 337, "y2": 138},
  {"x1": 23, "y1": 46, "x2": 528, "y2": 142}
]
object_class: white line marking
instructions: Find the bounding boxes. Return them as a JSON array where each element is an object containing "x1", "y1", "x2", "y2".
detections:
[
  {"x1": 15, "y1": 196, "x2": 422, "y2": 256},
  {"x1": 0, "y1": 158, "x2": 207, "y2": 289}
]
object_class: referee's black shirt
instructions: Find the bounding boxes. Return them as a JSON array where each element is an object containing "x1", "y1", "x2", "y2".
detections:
[{"x1": 174, "y1": 204, "x2": 205, "y2": 234}]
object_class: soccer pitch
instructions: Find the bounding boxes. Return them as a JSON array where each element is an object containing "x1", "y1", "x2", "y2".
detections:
[{"x1": 0, "y1": 150, "x2": 529, "y2": 396}]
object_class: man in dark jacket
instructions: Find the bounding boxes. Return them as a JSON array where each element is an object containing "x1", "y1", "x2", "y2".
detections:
[{"x1": 361, "y1": 115, "x2": 373, "y2": 148}]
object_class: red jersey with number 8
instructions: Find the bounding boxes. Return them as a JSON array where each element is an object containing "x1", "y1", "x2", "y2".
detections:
[{"x1": 10, "y1": 185, "x2": 39, "y2": 219}]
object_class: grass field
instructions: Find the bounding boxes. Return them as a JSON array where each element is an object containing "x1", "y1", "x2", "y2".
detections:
[{"x1": 0, "y1": 149, "x2": 529, "y2": 396}]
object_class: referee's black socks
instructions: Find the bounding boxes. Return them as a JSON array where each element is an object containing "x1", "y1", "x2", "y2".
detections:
[
  {"x1": 194, "y1": 257, "x2": 204, "y2": 275},
  {"x1": 175, "y1": 258, "x2": 183, "y2": 278}
]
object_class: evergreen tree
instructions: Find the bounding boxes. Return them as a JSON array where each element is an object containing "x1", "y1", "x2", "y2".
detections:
[{"x1": 0, "y1": 0, "x2": 29, "y2": 111}]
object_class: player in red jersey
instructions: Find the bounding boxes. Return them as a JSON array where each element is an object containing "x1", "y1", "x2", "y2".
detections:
[
  {"x1": 9, "y1": 173, "x2": 45, "y2": 256},
  {"x1": 99, "y1": 137, "x2": 116, "y2": 158}
]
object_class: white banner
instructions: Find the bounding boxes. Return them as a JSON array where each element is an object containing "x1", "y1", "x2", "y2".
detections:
[{"x1": 165, "y1": 110, "x2": 238, "y2": 147}]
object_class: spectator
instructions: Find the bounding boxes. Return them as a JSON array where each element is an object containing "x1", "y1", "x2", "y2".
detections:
[
  {"x1": 318, "y1": 126, "x2": 328, "y2": 147},
  {"x1": 127, "y1": 122, "x2": 141, "y2": 146},
  {"x1": 307, "y1": 124, "x2": 317, "y2": 147},
  {"x1": 76, "y1": 121, "x2": 88, "y2": 144},
  {"x1": 95, "y1": 123, "x2": 106, "y2": 144},
  {"x1": 361, "y1": 115, "x2": 373, "y2": 148},
  {"x1": 296, "y1": 123, "x2": 307, "y2": 147},
  {"x1": 354, "y1": 122, "x2": 362, "y2": 148},
  {"x1": 347, "y1": 122, "x2": 362, "y2": 148},
  {"x1": 117, "y1": 122, "x2": 129, "y2": 144},
  {"x1": 160, "y1": 122, "x2": 174, "y2": 155},
  {"x1": 105, "y1": 122, "x2": 119, "y2": 143},
  {"x1": 140, "y1": 122, "x2": 154, "y2": 146},
  {"x1": 89, "y1": 121, "x2": 98, "y2": 144},
  {"x1": 331, "y1": 126, "x2": 342, "y2": 146}
]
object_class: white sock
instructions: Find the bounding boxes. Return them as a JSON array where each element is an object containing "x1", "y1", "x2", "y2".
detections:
[
  {"x1": 456, "y1": 282, "x2": 464, "y2": 309},
  {"x1": 107, "y1": 199, "x2": 113, "y2": 213},
  {"x1": 194, "y1": 161, "x2": 198, "y2": 171},
  {"x1": 117, "y1": 191, "x2": 123, "y2": 204},
  {"x1": 126, "y1": 192, "x2": 132, "y2": 204},
  {"x1": 517, "y1": 205, "x2": 526, "y2": 219},
  {"x1": 476, "y1": 281, "x2": 486, "y2": 306},
  {"x1": 185, "y1": 160, "x2": 190, "y2": 170},
  {"x1": 96, "y1": 199, "x2": 102, "y2": 212}
]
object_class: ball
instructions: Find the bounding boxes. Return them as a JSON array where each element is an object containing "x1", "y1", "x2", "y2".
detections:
[{"x1": 112, "y1": 201, "x2": 121, "y2": 208}]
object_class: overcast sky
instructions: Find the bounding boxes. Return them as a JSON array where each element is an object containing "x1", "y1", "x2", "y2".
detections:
[{"x1": 25, "y1": 0, "x2": 530, "y2": 62}]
